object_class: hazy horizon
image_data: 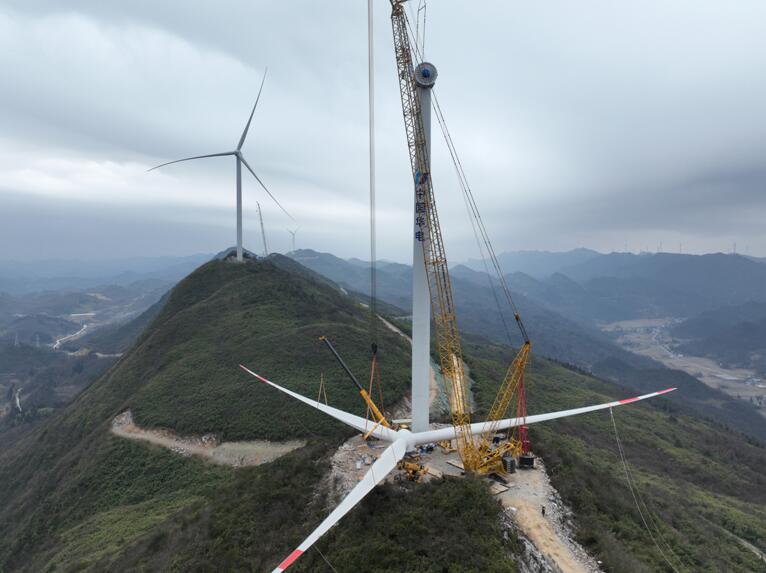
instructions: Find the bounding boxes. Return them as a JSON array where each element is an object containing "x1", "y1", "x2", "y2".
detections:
[
  {"x1": 2, "y1": 1, "x2": 765, "y2": 260},
  {"x1": 0, "y1": 245, "x2": 759, "y2": 268}
]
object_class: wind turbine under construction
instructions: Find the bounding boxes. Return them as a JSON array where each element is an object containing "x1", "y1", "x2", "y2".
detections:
[
  {"x1": 238, "y1": 3, "x2": 679, "y2": 572},
  {"x1": 149, "y1": 69, "x2": 293, "y2": 262}
]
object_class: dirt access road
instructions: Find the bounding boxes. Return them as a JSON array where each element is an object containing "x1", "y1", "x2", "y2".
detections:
[
  {"x1": 52, "y1": 324, "x2": 88, "y2": 350},
  {"x1": 498, "y1": 458, "x2": 601, "y2": 573},
  {"x1": 111, "y1": 410, "x2": 304, "y2": 467}
]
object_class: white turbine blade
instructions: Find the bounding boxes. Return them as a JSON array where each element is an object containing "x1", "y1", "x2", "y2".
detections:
[
  {"x1": 413, "y1": 387, "x2": 677, "y2": 445},
  {"x1": 237, "y1": 67, "x2": 268, "y2": 151},
  {"x1": 147, "y1": 151, "x2": 234, "y2": 172},
  {"x1": 239, "y1": 365, "x2": 398, "y2": 442},
  {"x1": 270, "y1": 437, "x2": 409, "y2": 572},
  {"x1": 239, "y1": 155, "x2": 295, "y2": 221}
]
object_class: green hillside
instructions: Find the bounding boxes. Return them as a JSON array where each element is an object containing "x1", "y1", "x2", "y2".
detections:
[
  {"x1": 0, "y1": 344, "x2": 115, "y2": 434},
  {"x1": 288, "y1": 249, "x2": 766, "y2": 444},
  {"x1": 0, "y1": 256, "x2": 472, "y2": 572},
  {"x1": 0, "y1": 256, "x2": 764, "y2": 572},
  {"x1": 678, "y1": 318, "x2": 766, "y2": 375},
  {"x1": 468, "y1": 346, "x2": 766, "y2": 572},
  {"x1": 672, "y1": 302, "x2": 766, "y2": 375}
]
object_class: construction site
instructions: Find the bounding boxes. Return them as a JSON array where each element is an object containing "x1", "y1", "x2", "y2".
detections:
[
  {"x1": 234, "y1": 3, "x2": 676, "y2": 571},
  {"x1": 5, "y1": 1, "x2": 766, "y2": 572}
]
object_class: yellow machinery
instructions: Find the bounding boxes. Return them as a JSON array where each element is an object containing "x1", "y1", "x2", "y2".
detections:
[
  {"x1": 319, "y1": 336, "x2": 391, "y2": 431},
  {"x1": 390, "y1": 0, "x2": 531, "y2": 474},
  {"x1": 397, "y1": 458, "x2": 429, "y2": 482},
  {"x1": 320, "y1": 336, "x2": 431, "y2": 480}
]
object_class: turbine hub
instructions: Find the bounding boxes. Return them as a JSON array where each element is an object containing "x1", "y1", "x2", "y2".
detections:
[{"x1": 414, "y1": 62, "x2": 438, "y2": 89}]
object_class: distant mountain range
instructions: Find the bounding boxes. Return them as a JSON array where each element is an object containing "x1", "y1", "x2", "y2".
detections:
[
  {"x1": 288, "y1": 249, "x2": 647, "y2": 370},
  {"x1": 471, "y1": 251, "x2": 766, "y2": 322},
  {"x1": 464, "y1": 248, "x2": 601, "y2": 278},
  {"x1": 290, "y1": 247, "x2": 766, "y2": 347},
  {"x1": 289, "y1": 248, "x2": 766, "y2": 441},
  {"x1": 0, "y1": 254, "x2": 211, "y2": 294},
  {"x1": 2, "y1": 254, "x2": 764, "y2": 572}
]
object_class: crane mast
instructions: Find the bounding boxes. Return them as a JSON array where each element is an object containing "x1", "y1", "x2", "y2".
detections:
[
  {"x1": 390, "y1": 1, "x2": 478, "y2": 469},
  {"x1": 390, "y1": 0, "x2": 531, "y2": 473}
]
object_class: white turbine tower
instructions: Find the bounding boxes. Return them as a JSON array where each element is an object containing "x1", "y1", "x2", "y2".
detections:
[
  {"x1": 149, "y1": 69, "x2": 292, "y2": 262},
  {"x1": 287, "y1": 227, "x2": 300, "y2": 253}
]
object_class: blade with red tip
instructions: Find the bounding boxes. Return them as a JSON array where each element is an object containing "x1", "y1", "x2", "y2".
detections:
[
  {"x1": 415, "y1": 387, "x2": 677, "y2": 445},
  {"x1": 239, "y1": 365, "x2": 398, "y2": 442},
  {"x1": 270, "y1": 438, "x2": 409, "y2": 572}
]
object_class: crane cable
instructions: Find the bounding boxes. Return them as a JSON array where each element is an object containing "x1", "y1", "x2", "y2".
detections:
[
  {"x1": 368, "y1": 0, "x2": 379, "y2": 356},
  {"x1": 402, "y1": 12, "x2": 529, "y2": 345},
  {"x1": 432, "y1": 92, "x2": 529, "y2": 343},
  {"x1": 460, "y1": 180, "x2": 515, "y2": 345},
  {"x1": 402, "y1": 6, "x2": 514, "y2": 347},
  {"x1": 610, "y1": 408, "x2": 688, "y2": 573},
  {"x1": 315, "y1": 545, "x2": 340, "y2": 573},
  {"x1": 413, "y1": 0, "x2": 427, "y2": 59}
]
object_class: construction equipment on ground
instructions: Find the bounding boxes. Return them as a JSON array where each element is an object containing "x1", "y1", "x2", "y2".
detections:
[
  {"x1": 437, "y1": 439, "x2": 457, "y2": 454},
  {"x1": 316, "y1": 372, "x2": 329, "y2": 405},
  {"x1": 390, "y1": 0, "x2": 530, "y2": 474},
  {"x1": 397, "y1": 457, "x2": 429, "y2": 482},
  {"x1": 319, "y1": 336, "x2": 391, "y2": 434}
]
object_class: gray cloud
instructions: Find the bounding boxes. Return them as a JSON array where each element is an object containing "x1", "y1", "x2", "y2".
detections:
[{"x1": 1, "y1": 0, "x2": 765, "y2": 261}]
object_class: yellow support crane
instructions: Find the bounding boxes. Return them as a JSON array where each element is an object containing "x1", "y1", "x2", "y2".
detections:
[
  {"x1": 319, "y1": 336, "x2": 391, "y2": 430},
  {"x1": 390, "y1": 0, "x2": 531, "y2": 474}
]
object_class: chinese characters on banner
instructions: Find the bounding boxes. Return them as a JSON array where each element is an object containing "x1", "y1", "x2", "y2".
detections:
[{"x1": 414, "y1": 171, "x2": 429, "y2": 242}]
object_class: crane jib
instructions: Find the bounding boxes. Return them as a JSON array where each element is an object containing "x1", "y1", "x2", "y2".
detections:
[
  {"x1": 391, "y1": 3, "x2": 476, "y2": 466},
  {"x1": 391, "y1": 1, "x2": 530, "y2": 473}
]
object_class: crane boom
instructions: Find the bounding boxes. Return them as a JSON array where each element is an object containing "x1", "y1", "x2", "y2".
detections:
[
  {"x1": 390, "y1": 1, "x2": 478, "y2": 469},
  {"x1": 319, "y1": 336, "x2": 391, "y2": 429},
  {"x1": 257, "y1": 201, "x2": 269, "y2": 256},
  {"x1": 391, "y1": 0, "x2": 532, "y2": 473}
]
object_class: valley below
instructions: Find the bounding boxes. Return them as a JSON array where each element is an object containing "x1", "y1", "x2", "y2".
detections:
[
  {"x1": 602, "y1": 318, "x2": 766, "y2": 416},
  {"x1": 2, "y1": 254, "x2": 766, "y2": 572}
]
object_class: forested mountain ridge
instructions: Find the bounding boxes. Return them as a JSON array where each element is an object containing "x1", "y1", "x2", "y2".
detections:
[{"x1": 0, "y1": 255, "x2": 763, "y2": 572}]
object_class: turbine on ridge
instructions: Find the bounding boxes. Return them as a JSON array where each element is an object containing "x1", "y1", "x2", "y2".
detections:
[
  {"x1": 148, "y1": 68, "x2": 293, "y2": 262},
  {"x1": 287, "y1": 226, "x2": 300, "y2": 253}
]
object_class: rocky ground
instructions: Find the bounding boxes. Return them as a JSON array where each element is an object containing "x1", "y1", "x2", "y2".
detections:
[{"x1": 326, "y1": 431, "x2": 602, "y2": 573}]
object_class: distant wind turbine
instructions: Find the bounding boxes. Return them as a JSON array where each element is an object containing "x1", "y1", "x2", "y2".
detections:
[
  {"x1": 148, "y1": 69, "x2": 293, "y2": 262},
  {"x1": 287, "y1": 227, "x2": 300, "y2": 253},
  {"x1": 257, "y1": 201, "x2": 268, "y2": 257}
]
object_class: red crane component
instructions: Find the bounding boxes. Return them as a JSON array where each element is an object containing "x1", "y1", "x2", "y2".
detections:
[{"x1": 516, "y1": 378, "x2": 531, "y2": 454}]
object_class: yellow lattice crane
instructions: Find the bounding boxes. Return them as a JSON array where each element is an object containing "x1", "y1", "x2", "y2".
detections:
[{"x1": 390, "y1": 0, "x2": 531, "y2": 474}]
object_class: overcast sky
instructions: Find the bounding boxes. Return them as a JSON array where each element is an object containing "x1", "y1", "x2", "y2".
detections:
[{"x1": 1, "y1": 0, "x2": 765, "y2": 262}]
